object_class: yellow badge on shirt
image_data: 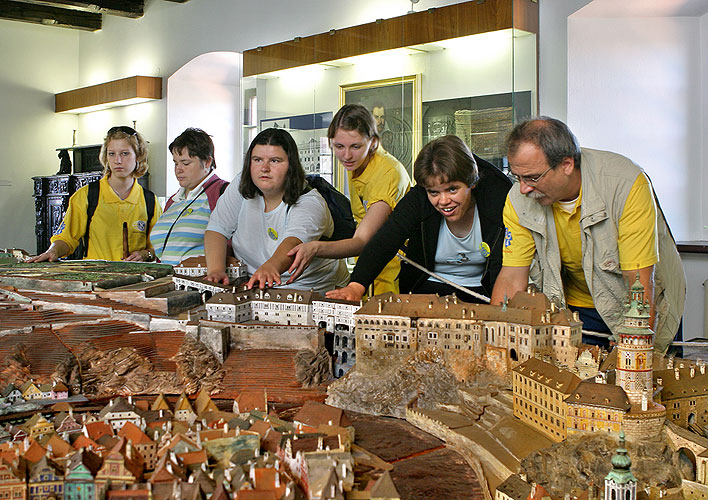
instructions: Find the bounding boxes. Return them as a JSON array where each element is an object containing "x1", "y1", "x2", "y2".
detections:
[
  {"x1": 479, "y1": 241, "x2": 491, "y2": 258},
  {"x1": 267, "y1": 227, "x2": 278, "y2": 241}
]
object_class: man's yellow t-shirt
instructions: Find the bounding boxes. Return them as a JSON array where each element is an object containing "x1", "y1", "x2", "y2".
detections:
[
  {"x1": 501, "y1": 173, "x2": 657, "y2": 307},
  {"x1": 51, "y1": 176, "x2": 161, "y2": 260},
  {"x1": 349, "y1": 148, "x2": 410, "y2": 295}
]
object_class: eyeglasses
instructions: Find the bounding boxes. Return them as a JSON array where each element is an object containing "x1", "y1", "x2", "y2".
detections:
[
  {"x1": 107, "y1": 126, "x2": 138, "y2": 136},
  {"x1": 508, "y1": 165, "x2": 554, "y2": 186}
]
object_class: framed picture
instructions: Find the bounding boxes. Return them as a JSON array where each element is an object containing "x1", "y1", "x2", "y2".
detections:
[{"x1": 339, "y1": 75, "x2": 421, "y2": 187}]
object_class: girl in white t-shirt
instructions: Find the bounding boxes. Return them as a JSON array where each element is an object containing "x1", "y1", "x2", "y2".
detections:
[{"x1": 204, "y1": 128, "x2": 348, "y2": 293}]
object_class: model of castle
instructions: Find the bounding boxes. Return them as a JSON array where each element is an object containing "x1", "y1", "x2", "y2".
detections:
[
  {"x1": 352, "y1": 289, "x2": 583, "y2": 379},
  {"x1": 512, "y1": 276, "x2": 666, "y2": 443},
  {"x1": 205, "y1": 289, "x2": 359, "y2": 377}
]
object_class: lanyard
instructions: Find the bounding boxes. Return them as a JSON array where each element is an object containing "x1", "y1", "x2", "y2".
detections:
[{"x1": 160, "y1": 178, "x2": 219, "y2": 257}]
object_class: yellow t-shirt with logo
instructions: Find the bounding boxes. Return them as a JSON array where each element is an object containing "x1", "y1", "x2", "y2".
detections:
[
  {"x1": 51, "y1": 176, "x2": 161, "y2": 260},
  {"x1": 348, "y1": 148, "x2": 411, "y2": 294},
  {"x1": 501, "y1": 173, "x2": 657, "y2": 307}
]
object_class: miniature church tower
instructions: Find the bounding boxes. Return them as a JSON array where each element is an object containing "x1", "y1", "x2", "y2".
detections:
[
  {"x1": 614, "y1": 275, "x2": 653, "y2": 408},
  {"x1": 604, "y1": 431, "x2": 637, "y2": 500}
]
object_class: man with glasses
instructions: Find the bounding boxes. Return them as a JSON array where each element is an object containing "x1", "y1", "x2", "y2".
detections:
[{"x1": 491, "y1": 117, "x2": 685, "y2": 354}]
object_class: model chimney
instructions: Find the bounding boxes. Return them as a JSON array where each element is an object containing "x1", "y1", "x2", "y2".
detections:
[
  {"x1": 691, "y1": 366, "x2": 695, "y2": 378},
  {"x1": 674, "y1": 367, "x2": 680, "y2": 380}
]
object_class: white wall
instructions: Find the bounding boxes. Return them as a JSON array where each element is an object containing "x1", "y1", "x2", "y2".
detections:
[
  {"x1": 566, "y1": 9, "x2": 708, "y2": 340},
  {"x1": 537, "y1": 0, "x2": 593, "y2": 120},
  {"x1": 567, "y1": 16, "x2": 701, "y2": 241},
  {"x1": 0, "y1": 20, "x2": 79, "y2": 253}
]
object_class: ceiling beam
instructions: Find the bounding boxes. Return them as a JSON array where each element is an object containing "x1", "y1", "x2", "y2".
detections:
[
  {"x1": 9, "y1": 0, "x2": 143, "y2": 18},
  {"x1": 0, "y1": 0, "x2": 101, "y2": 30}
]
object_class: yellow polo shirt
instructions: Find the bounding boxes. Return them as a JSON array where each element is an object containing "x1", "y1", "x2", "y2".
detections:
[
  {"x1": 349, "y1": 148, "x2": 410, "y2": 294},
  {"x1": 51, "y1": 176, "x2": 161, "y2": 260},
  {"x1": 502, "y1": 173, "x2": 657, "y2": 307}
]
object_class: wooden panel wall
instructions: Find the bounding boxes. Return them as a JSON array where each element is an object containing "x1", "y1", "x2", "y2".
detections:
[
  {"x1": 243, "y1": 0, "x2": 538, "y2": 77},
  {"x1": 55, "y1": 76, "x2": 162, "y2": 113}
]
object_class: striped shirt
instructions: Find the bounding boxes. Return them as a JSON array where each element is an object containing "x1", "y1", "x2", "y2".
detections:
[{"x1": 151, "y1": 179, "x2": 214, "y2": 266}]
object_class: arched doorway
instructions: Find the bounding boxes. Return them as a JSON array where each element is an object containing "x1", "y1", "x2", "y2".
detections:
[
  {"x1": 167, "y1": 52, "x2": 242, "y2": 197},
  {"x1": 677, "y1": 447, "x2": 697, "y2": 481}
]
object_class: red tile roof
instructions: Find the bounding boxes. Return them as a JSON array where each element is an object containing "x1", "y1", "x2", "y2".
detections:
[
  {"x1": 118, "y1": 422, "x2": 154, "y2": 445},
  {"x1": 217, "y1": 349, "x2": 326, "y2": 404},
  {"x1": 85, "y1": 421, "x2": 114, "y2": 441}
]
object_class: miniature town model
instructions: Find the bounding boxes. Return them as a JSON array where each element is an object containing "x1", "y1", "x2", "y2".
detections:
[{"x1": 0, "y1": 255, "x2": 706, "y2": 500}]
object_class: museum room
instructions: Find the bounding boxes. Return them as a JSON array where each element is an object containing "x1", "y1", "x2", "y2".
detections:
[{"x1": 1, "y1": 0, "x2": 708, "y2": 498}]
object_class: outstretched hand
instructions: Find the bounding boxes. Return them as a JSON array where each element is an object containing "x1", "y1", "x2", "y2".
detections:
[
  {"x1": 325, "y1": 282, "x2": 366, "y2": 302},
  {"x1": 27, "y1": 249, "x2": 59, "y2": 263},
  {"x1": 205, "y1": 271, "x2": 230, "y2": 285},
  {"x1": 247, "y1": 261, "x2": 282, "y2": 289},
  {"x1": 286, "y1": 241, "x2": 320, "y2": 284}
]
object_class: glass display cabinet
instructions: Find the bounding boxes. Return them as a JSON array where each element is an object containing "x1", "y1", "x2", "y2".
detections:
[{"x1": 241, "y1": 0, "x2": 537, "y2": 191}]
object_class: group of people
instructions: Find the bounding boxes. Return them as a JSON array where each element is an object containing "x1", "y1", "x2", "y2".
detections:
[{"x1": 28, "y1": 106, "x2": 686, "y2": 353}]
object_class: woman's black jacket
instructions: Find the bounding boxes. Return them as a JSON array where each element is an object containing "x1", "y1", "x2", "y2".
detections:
[{"x1": 349, "y1": 155, "x2": 512, "y2": 296}]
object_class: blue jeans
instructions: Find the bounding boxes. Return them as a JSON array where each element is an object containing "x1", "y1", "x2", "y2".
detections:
[{"x1": 567, "y1": 305, "x2": 611, "y2": 348}]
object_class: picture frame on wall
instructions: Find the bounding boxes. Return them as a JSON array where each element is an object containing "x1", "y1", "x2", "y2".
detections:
[{"x1": 339, "y1": 75, "x2": 421, "y2": 187}]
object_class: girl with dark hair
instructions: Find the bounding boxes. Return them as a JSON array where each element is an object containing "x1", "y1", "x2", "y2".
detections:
[
  {"x1": 29, "y1": 126, "x2": 161, "y2": 262},
  {"x1": 286, "y1": 104, "x2": 411, "y2": 295},
  {"x1": 327, "y1": 135, "x2": 512, "y2": 303},
  {"x1": 204, "y1": 128, "x2": 348, "y2": 293}
]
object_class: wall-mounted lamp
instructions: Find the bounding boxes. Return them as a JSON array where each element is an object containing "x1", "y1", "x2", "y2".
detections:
[{"x1": 55, "y1": 75, "x2": 162, "y2": 114}]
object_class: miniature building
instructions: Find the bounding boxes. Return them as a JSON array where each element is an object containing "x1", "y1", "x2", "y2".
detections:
[
  {"x1": 495, "y1": 473, "x2": 532, "y2": 500},
  {"x1": 354, "y1": 291, "x2": 583, "y2": 379},
  {"x1": 615, "y1": 278, "x2": 654, "y2": 407},
  {"x1": 0, "y1": 457, "x2": 26, "y2": 499},
  {"x1": 604, "y1": 431, "x2": 637, "y2": 500},
  {"x1": 312, "y1": 298, "x2": 359, "y2": 377},
  {"x1": 175, "y1": 255, "x2": 246, "y2": 280},
  {"x1": 566, "y1": 382, "x2": 630, "y2": 434},
  {"x1": 512, "y1": 357, "x2": 581, "y2": 441},
  {"x1": 207, "y1": 289, "x2": 318, "y2": 325},
  {"x1": 655, "y1": 361, "x2": 708, "y2": 428},
  {"x1": 545, "y1": 278, "x2": 665, "y2": 441},
  {"x1": 99, "y1": 397, "x2": 146, "y2": 431},
  {"x1": 64, "y1": 448, "x2": 102, "y2": 500}
]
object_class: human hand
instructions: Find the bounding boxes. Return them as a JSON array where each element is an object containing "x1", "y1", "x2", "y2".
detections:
[
  {"x1": 286, "y1": 241, "x2": 320, "y2": 284},
  {"x1": 325, "y1": 282, "x2": 366, "y2": 302},
  {"x1": 27, "y1": 248, "x2": 59, "y2": 263},
  {"x1": 247, "y1": 262, "x2": 282, "y2": 289},
  {"x1": 124, "y1": 249, "x2": 149, "y2": 262},
  {"x1": 205, "y1": 270, "x2": 230, "y2": 285}
]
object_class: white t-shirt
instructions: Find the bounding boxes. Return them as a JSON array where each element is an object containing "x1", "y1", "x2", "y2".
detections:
[
  {"x1": 207, "y1": 184, "x2": 349, "y2": 293},
  {"x1": 429, "y1": 208, "x2": 485, "y2": 287}
]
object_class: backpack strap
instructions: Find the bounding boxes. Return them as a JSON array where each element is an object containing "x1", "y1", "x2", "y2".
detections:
[
  {"x1": 204, "y1": 177, "x2": 229, "y2": 211},
  {"x1": 82, "y1": 180, "x2": 101, "y2": 258},
  {"x1": 142, "y1": 186, "x2": 156, "y2": 232}
]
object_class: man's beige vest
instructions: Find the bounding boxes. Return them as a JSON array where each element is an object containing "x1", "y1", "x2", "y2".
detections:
[{"x1": 509, "y1": 148, "x2": 685, "y2": 353}]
